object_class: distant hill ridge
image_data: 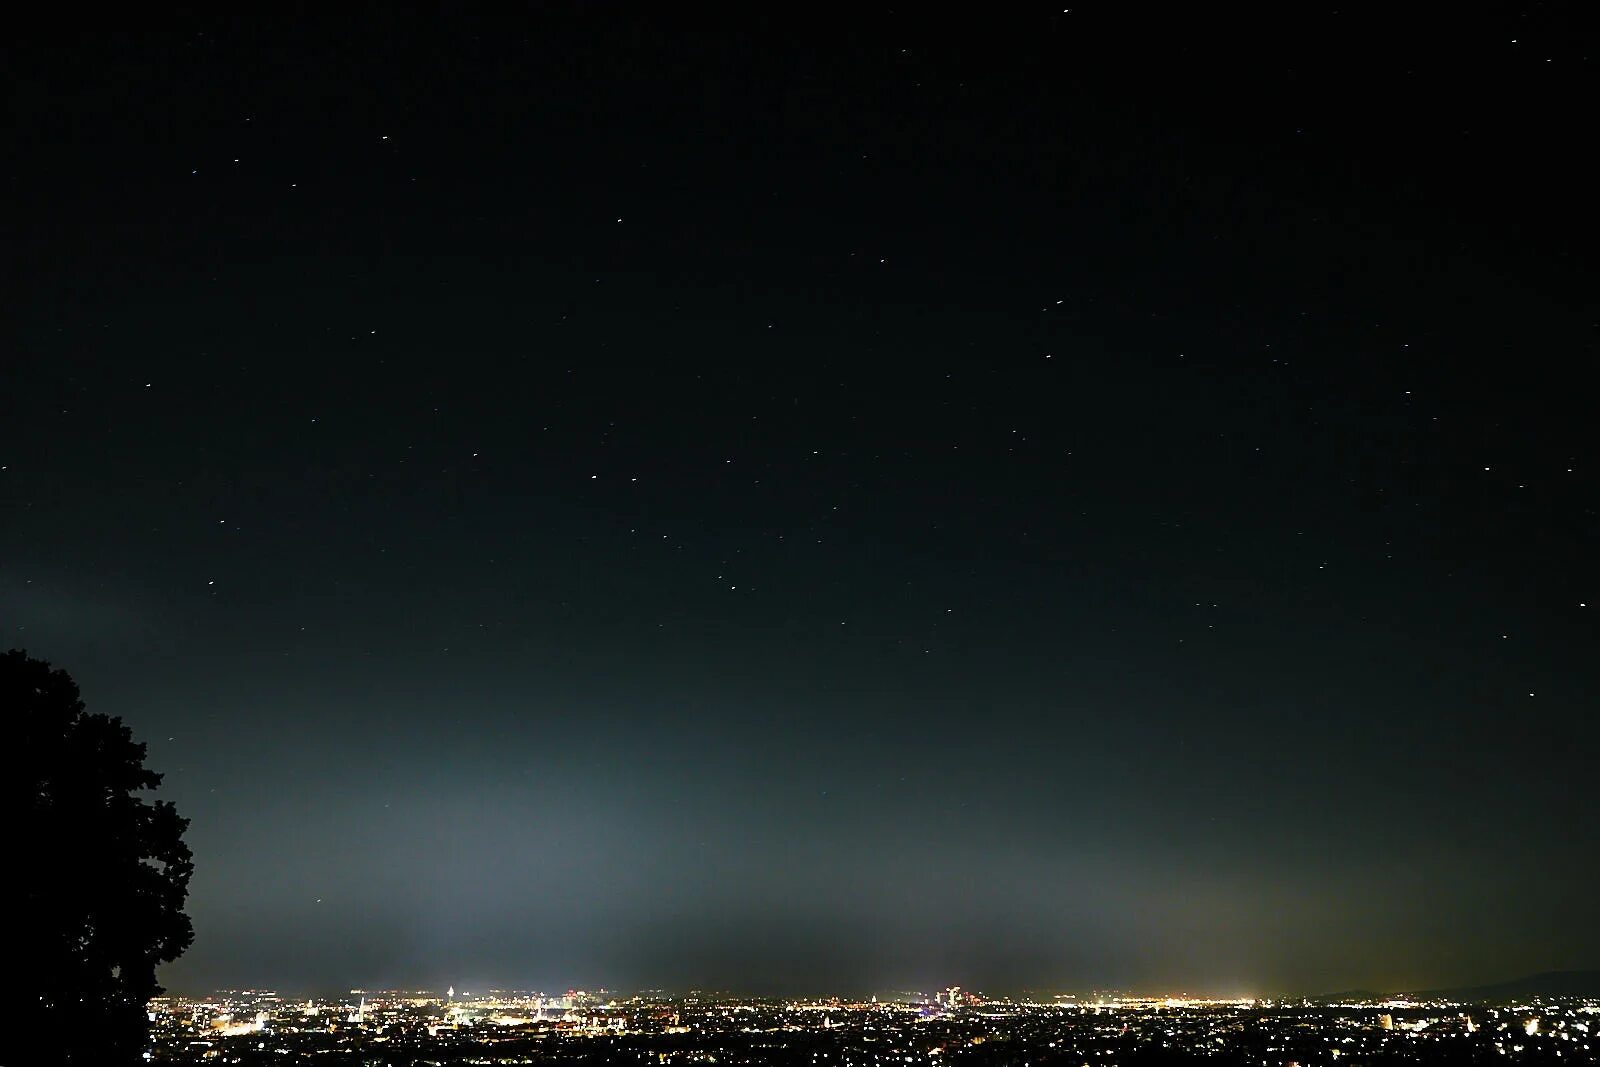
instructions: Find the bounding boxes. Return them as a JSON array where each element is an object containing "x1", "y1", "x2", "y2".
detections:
[
  {"x1": 1315, "y1": 971, "x2": 1600, "y2": 1002},
  {"x1": 1410, "y1": 970, "x2": 1600, "y2": 1001}
]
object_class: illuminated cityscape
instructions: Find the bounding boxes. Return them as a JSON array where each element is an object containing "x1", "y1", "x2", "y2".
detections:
[{"x1": 147, "y1": 985, "x2": 1598, "y2": 1065}]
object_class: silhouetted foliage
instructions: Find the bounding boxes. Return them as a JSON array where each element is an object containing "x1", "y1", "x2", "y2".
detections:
[{"x1": 9, "y1": 649, "x2": 193, "y2": 1065}]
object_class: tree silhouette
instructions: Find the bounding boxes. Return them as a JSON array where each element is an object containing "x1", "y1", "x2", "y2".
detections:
[{"x1": 10, "y1": 649, "x2": 193, "y2": 1065}]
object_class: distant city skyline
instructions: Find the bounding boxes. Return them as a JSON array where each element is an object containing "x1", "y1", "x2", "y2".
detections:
[
  {"x1": 157, "y1": 969, "x2": 1600, "y2": 1004},
  {"x1": 145, "y1": 983, "x2": 1600, "y2": 1065}
]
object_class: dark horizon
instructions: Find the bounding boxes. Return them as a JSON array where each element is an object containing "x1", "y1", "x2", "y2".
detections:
[{"x1": 6, "y1": 8, "x2": 1596, "y2": 999}]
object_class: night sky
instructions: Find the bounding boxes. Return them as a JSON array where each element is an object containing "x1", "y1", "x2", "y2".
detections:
[{"x1": 4, "y1": 8, "x2": 1596, "y2": 998}]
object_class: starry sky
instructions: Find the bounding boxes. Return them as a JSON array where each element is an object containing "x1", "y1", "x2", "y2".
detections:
[{"x1": 4, "y1": 8, "x2": 1596, "y2": 998}]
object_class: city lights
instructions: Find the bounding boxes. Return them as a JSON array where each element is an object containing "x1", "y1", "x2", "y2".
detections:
[{"x1": 142, "y1": 987, "x2": 1600, "y2": 1065}]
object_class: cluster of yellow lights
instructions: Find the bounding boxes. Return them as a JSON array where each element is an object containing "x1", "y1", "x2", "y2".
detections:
[{"x1": 1084, "y1": 997, "x2": 1258, "y2": 1010}]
